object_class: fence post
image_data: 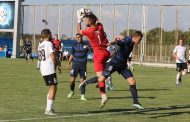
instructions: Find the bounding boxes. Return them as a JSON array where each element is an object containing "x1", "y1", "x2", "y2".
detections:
[
  {"x1": 175, "y1": 6, "x2": 179, "y2": 43},
  {"x1": 113, "y1": 5, "x2": 116, "y2": 40},
  {"x1": 57, "y1": 6, "x2": 61, "y2": 39},
  {"x1": 33, "y1": 6, "x2": 36, "y2": 52},
  {"x1": 127, "y1": 5, "x2": 131, "y2": 35},
  {"x1": 71, "y1": 4, "x2": 75, "y2": 39},
  {"x1": 160, "y1": 6, "x2": 163, "y2": 62}
]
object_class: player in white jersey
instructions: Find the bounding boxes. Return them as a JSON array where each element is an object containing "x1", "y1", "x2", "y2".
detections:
[
  {"x1": 36, "y1": 37, "x2": 43, "y2": 69},
  {"x1": 173, "y1": 39, "x2": 187, "y2": 86},
  {"x1": 187, "y1": 44, "x2": 190, "y2": 72},
  {"x1": 38, "y1": 29, "x2": 62, "y2": 115}
]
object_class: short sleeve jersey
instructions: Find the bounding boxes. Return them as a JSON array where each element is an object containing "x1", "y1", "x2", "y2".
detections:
[
  {"x1": 110, "y1": 36, "x2": 134, "y2": 65},
  {"x1": 82, "y1": 23, "x2": 108, "y2": 52},
  {"x1": 173, "y1": 45, "x2": 186, "y2": 63},
  {"x1": 52, "y1": 39, "x2": 61, "y2": 52},
  {"x1": 38, "y1": 40, "x2": 55, "y2": 76}
]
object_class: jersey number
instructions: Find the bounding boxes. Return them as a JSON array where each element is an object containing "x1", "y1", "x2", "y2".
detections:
[
  {"x1": 39, "y1": 49, "x2": 46, "y2": 61},
  {"x1": 95, "y1": 31, "x2": 102, "y2": 44}
]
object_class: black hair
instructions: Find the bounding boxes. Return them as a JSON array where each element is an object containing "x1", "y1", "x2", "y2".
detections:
[
  {"x1": 85, "y1": 14, "x2": 98, "y2": 25},
  {"x1": 41, "y1": 29, "x2": 52, "y2": 39},
  {"x1": 76, "y1": 33, "x2": 83, "y2": 37},
  {"x1": 132, "y1": 31, "x2": 143, "y2": 38},
  {"x1": 178, "y1": 38, "x2": 184, "y2": 41}
]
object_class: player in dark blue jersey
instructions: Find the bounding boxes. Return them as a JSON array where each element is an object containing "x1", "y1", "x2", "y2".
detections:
[
  {"x1": 79, "y1": 31, "x2": 144, "y2": 109},
  {"x1": 67, "y1": 33, "x2": 89, "y2": 100},
  {"x1": 24, "y1": 38, "x2": 33, "y2": 63}
]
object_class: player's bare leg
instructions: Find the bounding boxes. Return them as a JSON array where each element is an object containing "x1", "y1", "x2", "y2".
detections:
[{"x1": 45, "y1": 85, "x2": 57, "y2": 115}]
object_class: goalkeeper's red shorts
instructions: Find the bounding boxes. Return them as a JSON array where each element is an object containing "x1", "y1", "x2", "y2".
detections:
[{"x1": 93, "y1": 50, "x2": 110, "y2": 72}]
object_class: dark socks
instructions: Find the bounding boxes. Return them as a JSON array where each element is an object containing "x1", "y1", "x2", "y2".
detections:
[
  {"x1": 70, "y1": 84, "x2": 75, "y2": 92},
  {"x1": 130, "y1": 85, "x2": 139, "y2": 104},
  {"x1": 85, "y1": 77, "x2": 98, "y2": 84},
  {"x1": 81, "y1": 85, "x2": 86, "y2": 95}
]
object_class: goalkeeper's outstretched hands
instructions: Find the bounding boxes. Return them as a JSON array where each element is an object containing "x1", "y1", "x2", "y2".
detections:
[{"x1": 77, "y1": 8, "x2": 93, "y2": 23}]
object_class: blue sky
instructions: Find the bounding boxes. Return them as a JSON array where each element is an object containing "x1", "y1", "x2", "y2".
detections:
[{"x1": 22, "y1": 0, "x2": 190, "y2": 39}]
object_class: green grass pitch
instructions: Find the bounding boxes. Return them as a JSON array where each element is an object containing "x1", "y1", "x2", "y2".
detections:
[{"x1": 0, "y1": 59, "x2": 190, "y2": 122}]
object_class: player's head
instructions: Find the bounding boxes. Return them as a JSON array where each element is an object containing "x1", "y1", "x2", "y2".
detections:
[
  {"x1": 76, "y1": 33, "x2": 83, "y2": 43},
  {"x1": 178, "y1": 38, "x2": 184, "y2": 46},
  {"x1": 54, "y1": 34, "x2": 58, "y2": 40},
  {"x1": 132, "y1": 31, "x2": 143, "y2": 44},
  {"x1": 85, "y1": 14, "x2": 97, "y2": 26},
  {"x1": 41, "y1": 29, "x2": 52, "y2": 41}
]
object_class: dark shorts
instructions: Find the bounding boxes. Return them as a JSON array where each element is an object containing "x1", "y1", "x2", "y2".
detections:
[
  {"x1": 103, "y1": 62, "x2": 133, "y2": 80},
  {"x1": 70, "y1": 62, "x2": 87, "y2": 80},
  {"x1": 55, "y1": 51, "x2": 61, "y2": 60},
  {"x1": 26, "y1": 50, "x2": 32, "y2": 54},
  {"x1": 128, "y1": 57, "x2": 132, "y2": 62},
  {"x1": 188, "y1": 60, "x2": 190, "y2": 64},
  {"x1": 43, "y1": 73, "x2": 58, "y2": 86},
  {"x1": 176, "y1": 63, "x2": 187, "y2": 71}
]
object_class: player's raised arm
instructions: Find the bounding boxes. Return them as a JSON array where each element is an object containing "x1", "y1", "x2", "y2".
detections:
[
  {"x1": 77, "y1": 8, "x2": 94, "y2": 34},
  {"x1": 108, "y1": 35, "x2": 125, "y2": 46},
  {"x1": 77, "y1": 8, "x2": 86, "y2": 34},
  {"x1": 77, "y1": 22, "x2": 82, "y2": 34}
]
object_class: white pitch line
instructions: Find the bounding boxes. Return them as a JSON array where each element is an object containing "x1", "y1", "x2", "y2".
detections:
[{"x1": 0, "y1": 110, "x2": 132, "y2": 122}]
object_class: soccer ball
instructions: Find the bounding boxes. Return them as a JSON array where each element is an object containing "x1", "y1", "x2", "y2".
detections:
[{"x1": 77, "y1": 8, "x2": 93, "y2": 18}]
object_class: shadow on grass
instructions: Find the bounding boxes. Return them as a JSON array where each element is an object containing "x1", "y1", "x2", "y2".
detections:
[
  {"x1": 55, "y1": 104, "x2": 190, "y2": 119},
  {"x1": 114, "y1": 88, "x2": 171, "y2": 92},
  {"x1": 146, "y1": 104, "x2": 190, "y2": 118},
  {"x1": 87, "y1": 96, "x2": 155, "y2": 100},
  {"x1": 87, "y1": 104, "x2": 190, "y2": 118}
]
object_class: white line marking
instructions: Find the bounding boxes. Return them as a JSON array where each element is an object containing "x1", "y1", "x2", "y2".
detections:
[{"x1": 0, "y1": 110, "x2": 132, "y2": 122}]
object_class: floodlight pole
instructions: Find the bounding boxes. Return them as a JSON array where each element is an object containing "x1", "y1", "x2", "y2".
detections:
[
  {"x1": 175, "y1": 6, "x2": 179, "y2": 43},
  {"x1": 33, "y1": 6, "x2": 36, "y2": 52},
  {"x1": 45, "y1": 5, "x2": 48, "y2": 29},
  {"x1": 160, "y1": 6, "x2": 163, "y2": 62},
  {"x1": 99, "y1": 4, "x2": 102, "y2": 22},
  {"x1": 140, "y1": 5, "x2": 146, "y2": 64}
]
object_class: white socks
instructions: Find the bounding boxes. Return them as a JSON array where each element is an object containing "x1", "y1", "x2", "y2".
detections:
[
  {"x1": 46, "y1": 94, "x2": 53, "y2": 111},
  {"x1": 46, "y1": 99, "x2": 53, "y2": 111},
  {"x1": 182, "y1": 71, "x2": 186, "y2": 76}
]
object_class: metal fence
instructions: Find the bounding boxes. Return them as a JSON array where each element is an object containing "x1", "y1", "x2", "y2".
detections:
[{"x1": 21, "y1": 4, "x2": 190, "y2": 63}]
